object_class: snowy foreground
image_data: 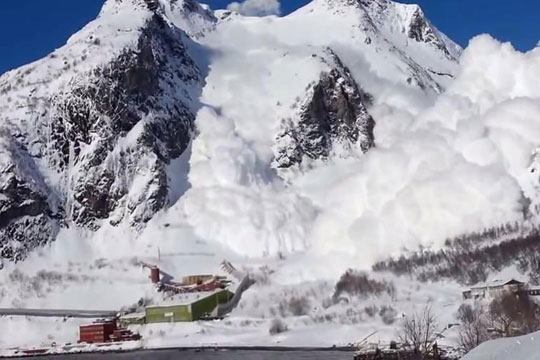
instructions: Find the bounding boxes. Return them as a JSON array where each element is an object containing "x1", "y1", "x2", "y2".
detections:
[{"x1": 463, "y1": 330, "x2": 540, "y2": 360}]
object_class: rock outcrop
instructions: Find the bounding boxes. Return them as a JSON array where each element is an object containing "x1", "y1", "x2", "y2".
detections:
[{"x1": 274, "y1": 52, "x2": 375, "y2": 169}]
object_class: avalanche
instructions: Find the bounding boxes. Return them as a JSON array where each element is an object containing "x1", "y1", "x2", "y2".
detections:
[
  {"x1": 180, "y1": 0, "x2": 464, "y2": 260},
  {"x1": 179, "y1": 1, "x2": 539, "y2": 268}
]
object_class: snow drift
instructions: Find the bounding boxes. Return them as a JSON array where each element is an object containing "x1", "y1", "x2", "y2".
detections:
[{"x1": 462, "y1": 329, "x2": 540, "y2": 360}]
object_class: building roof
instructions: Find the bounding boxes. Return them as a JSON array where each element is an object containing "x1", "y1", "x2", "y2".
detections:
[
  {"x1": 147, "y1": 289, "x2": 226, "y2": 308},
  {"x1": 470, "y1": 278, "x2": 524, "y2": 290},
  {"x1": 120, "y1": 311, "x2": 145, "y2": 320}
]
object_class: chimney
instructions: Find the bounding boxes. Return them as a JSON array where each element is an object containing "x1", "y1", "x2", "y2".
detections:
[{"x1": 150, "y1": 266, "x2": 160, "y2": 284}]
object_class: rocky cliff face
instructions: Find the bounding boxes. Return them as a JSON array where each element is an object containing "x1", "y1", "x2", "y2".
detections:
[
  {"x1": 49, "y1": 16, "x2": 201, "y2": 229},
  {"x1": 407, "y1": 8, "x2": 457, "y2": 61},
  {"x1": 274, "y1": 51, "x2": 375, "y2": 169},
  {"x1": 313, "y1": 0, "x2": 460, "y2": 92},
  {"x1": 0, "y1": 0, "x2": 210, "y2": 261},
  {"x1": 0, "y1": 136, "x2": 60, "y2": 262}
]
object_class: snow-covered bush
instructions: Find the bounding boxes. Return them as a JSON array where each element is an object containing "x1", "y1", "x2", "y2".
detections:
[
  {"x1": 269, "y1": 318, "x2": 288, "y2": 335},
  {"x1": 284, "y1": 296, "x2": 310, "y2": 316},
  {"x1": 333, "y1": 269, "x2": 396, "y2": 301},
  {"x1": 379, "y1": 305, "x2": 398, "y2": 325},
  {"x1": 6, "y1": 269, "x2": 81, "y2": 300},
  {"x1": 364, "y1": 305, "x2": 378, "y2": 317}
]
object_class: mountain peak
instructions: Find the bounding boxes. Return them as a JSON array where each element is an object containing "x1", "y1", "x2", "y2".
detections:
[
  {"x1": 316, "y1": 0, "x2": 388, "y2": 10},
  {"x1": 306, "y1": 0, "x2": 461, "y2": 63},
  {"x1": 99, "y1": 0, "x2": 151, "y2": 15},
  {"x1": 98, "y1": 0, "x2": 215, "y2": 37}
]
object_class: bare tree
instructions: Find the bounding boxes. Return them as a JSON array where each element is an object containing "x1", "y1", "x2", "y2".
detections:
[
  {"x1": 398, "y1": 305, "x2": 438, "y2": 358},
  {"x1": 457, "y1": 303, "x2": 490, "y2": 352}
]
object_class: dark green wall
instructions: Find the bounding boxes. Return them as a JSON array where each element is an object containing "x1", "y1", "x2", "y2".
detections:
[
  {"x1": 145, "y1": 304, "x2": 193, "y2": 323},
  {"x1": 144, "y1": 290, "x2": 234, "y2": 323},
  {"x1": 191, "y1": 290, "x2": 232, "y2": 319}
]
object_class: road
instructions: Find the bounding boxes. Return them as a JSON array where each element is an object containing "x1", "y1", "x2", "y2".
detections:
[
  {"x1": 0, "y1": 308, "x2": 117, "y2": 318},
  {"x1": 30, "y1": 349, "x2": 354, "y2": 359}
]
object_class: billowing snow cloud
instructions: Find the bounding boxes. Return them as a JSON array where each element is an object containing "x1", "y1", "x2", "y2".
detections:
[
  {"x1": 306, "y1": 36, "x2": 540, "y2": 265},
  {"x1": 180, "y1": 31, "x2": 540, "y2": 269},
  {"x1": 227, "y1": 0, "x2": 281, "y2": 16}
]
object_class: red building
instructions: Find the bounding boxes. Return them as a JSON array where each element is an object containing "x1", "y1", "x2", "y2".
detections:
[
  {"x1": 79, "y1": 320, "x2": 141, "y2": 344},
  {"x1": 79, "y1": 320, "x2": 117, "y2": 344}
]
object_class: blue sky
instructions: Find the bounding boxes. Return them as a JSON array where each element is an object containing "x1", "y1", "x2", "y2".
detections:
[{"x1": 0, "y1": 0, "x2": 538, "y2": 75}]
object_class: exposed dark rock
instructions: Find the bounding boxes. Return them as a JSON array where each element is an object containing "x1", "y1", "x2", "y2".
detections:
[
  {"x1": 273, "y1": 52, "x2": 375, "y2": 169},
  {"x1": 45, "y1": 15, "x2": 199, "y2": 229},
  {"x1": 0, "y1": 137, "x2": 60, "y2": 262},
  {"x1": 144, "y1": 0, "x2": 160, "y2": 11},
  {"x1": 408, "y1": 9, "x2": 456, "y2": 60}
]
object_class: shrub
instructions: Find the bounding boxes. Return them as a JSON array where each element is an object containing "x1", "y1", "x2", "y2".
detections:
[
  {"x1": 380, "y1": 305, "x2": 397, "y2": 325},
  {"x1": 269, "y1": 318, "x2": 288, "y2": 335},
  {"x1": 333, "y1": 270, "x2": 396, "y2": 301},
  {"x1": 288, "y1": 296, "x2": 310, "y2": 316},
  {"x1": 365, "y1": 305, "x2": 378, "y2": 318}
]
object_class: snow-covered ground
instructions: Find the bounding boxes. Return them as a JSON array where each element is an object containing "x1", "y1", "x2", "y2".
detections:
[
  {"x1": 0, "y1": 215, "x2": 463, "y2": 352},
  {"x1": 462, "y1": 330, "x2": 540, "y2": 360}
]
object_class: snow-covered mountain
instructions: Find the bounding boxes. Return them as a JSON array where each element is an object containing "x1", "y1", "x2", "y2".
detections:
[
  {"x1": 0, "y1": 0, "x2": 461, "y2": 262},
  {"x1": 0, "y1": 0, "x2": 213, "y2": 261}
]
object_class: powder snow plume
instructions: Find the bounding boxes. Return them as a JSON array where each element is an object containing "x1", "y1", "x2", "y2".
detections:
[
  {"x1": 227, "y1": 0, "x2": 281, "y2": 16},
  {"x1": 180, "y1": 34, "x2": 540, "y2": 270}
]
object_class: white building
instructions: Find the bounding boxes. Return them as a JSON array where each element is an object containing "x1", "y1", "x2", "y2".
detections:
[{"x1": 462, "y1": 279, "x2": 525, "y2": 300}]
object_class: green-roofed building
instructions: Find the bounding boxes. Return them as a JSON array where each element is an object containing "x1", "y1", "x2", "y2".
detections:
[{"x1": 122, "y1": 289, "x2": 234, "y2": 325}]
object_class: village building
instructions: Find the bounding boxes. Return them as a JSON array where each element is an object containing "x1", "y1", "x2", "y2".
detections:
[
  {"x1": 462, "y1": 279, "x2": 531, "y2": 300},
  {"x1": 119, "y1": 260, "x2": 250, "y2": 325},
  {"x1": 529, "y1": 287, "x2": 540, "y2": 296},
  {"x1": 121, "y1": 289, "x2": 234, "y2": 325},
  {"x1": 146, "y1": 289, "x2": 234, "y2": 323}
]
